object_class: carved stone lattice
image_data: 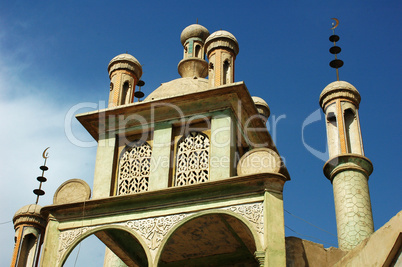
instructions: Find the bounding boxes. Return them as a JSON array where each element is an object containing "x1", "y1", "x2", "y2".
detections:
[
  {"x1": 175, "y1": 132, "x2": 210, "y2": 186},
  {"x1": 118, "y1": 141, "x2": 152, "y2": 195}
]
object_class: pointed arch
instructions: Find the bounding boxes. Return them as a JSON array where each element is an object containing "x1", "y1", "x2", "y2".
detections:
[
  {"x1": 223, "y1": 60, "x2": 230, "y2": 85},
  {"x1": 155, "y1": 210, "x2": 263, "y2": 266},
  {"x1": 344, "y1": 107, "x2": 362, "y2": 154},
  {"x1": 59, "y1": 225, "x2": 151, "y2": 267},
  {"x1": 195, "y1": 44, "x2": 201, "y2": 58},
  {"x1": 17, "y1": 233, "x2": 38, "y2": 267},
  {"x1": 121, "y1": 81, "x2": 130, "y2": 105},
  {"x1": 326, "y1": 103, "x2": 340, "y2": 158}
]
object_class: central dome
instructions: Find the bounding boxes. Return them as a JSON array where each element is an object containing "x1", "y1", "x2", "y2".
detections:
[{"x1": 144, "y1": 77, "x2": 209, "y2": 101}]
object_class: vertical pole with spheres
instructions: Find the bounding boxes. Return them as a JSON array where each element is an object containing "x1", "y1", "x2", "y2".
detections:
[
  {"x1": 11, "y1": 148, "x2": 49, "y2": 267},
  {"x1": 320, "y1": 19, "x2": 374, "y2": 251}
]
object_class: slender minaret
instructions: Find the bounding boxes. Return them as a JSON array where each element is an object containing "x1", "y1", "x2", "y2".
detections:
[
  {"x1": 107, "y1": 53, "x2": 143, "y2": 107},
  {"x1": 205, "y1": 30, "x2": 239, "y2": 87},
  {"x1": 177, "y1": 23, "x2": 210, "y2": 78},
  {"x1": 320, "y1": 19, "x2": 374, "y2": 250}
]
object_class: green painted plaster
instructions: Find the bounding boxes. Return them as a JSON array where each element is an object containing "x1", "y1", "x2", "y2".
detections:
[
  {"x1": 39, "y1": 218, "x2": 60, "y2": 267},
  {"x1": 93, "y1": 136, "x2": 116, "y2": 199},
  {"x1": 210, "y1": 111, "x2": 235, "y2": 181},
  {"x1": 264, "y1": 191, "x2": 286, "y2": 267},
  {"x1": 149, "y1": 123, "x2": 172, "y2": 190}
]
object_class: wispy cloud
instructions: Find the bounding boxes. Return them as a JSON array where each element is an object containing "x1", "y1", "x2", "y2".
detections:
[{"x1": 0, "y1": 34, "x2": 97, "y2": 265}]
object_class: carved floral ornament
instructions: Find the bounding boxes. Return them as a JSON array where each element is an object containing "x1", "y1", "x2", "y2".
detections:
[
  {"x1": 118, "y1": 141, "x2": 152, "y2": 195},
  {"x1": 175, "y1": 132, "x2": 210, "y2": 186},
  {"x1": 57, "y1": 202, "x2": 264, "y2": 265}
]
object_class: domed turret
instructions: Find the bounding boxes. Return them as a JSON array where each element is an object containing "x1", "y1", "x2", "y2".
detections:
[
  {"x1": 13, "y1": 204, "x2": 46, "y2": 229},
  {"x1": 319, "y1": 80, "x2": 361, "y2": 110},
  {"x1": 178, "y1": 24, "x2": 210, "y2": 78},
  {"x1": 11, "y1": 204, "x2": 46, "y2": 267},
  {"x1": 205, "y1": 30, "x2": 239, "y2": 87},
  {"x1": 107, "y1": 53, "x2": 143, "y2": 107},
  {"x1": 205, "y1": 30, "x2": 239, "y2": 55},
  {"x1": 252, "y1": 96, "x2": 270, "y2": 124}
]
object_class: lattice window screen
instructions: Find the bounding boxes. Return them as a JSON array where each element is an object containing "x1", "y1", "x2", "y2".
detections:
[
  {"x1": 175, "y1": 132, "x2": 210, "y2": 186},
  {"x1": 118, "y1": 141, "x2": 152, "y2": 195}
]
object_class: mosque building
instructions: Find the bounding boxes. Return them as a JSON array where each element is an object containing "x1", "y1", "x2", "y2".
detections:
[{"x1": 10, "y1": 23, "x2": 401, "y2": 267}]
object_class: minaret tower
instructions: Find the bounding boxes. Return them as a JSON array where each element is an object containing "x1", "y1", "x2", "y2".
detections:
[
  {"x1": 320, "y1": 19, "x2": 374, "y2": 250},
  {"x1": 178, "y1": 24, "x2": 210, "y2": 78},
  {"x1": 205, "y1": 30, "x2": 239, "y2": 87},
  {"x1": 107, "y1": 53, "x2": 143, "y2": 107}
]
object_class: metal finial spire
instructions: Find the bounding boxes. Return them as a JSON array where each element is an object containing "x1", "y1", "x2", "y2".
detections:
[
  {"x1": 196, "y1": 18, "x2": 198, "y2": 24},
  {"x1": 329, "y1": 18, "x2": 343, "y2": 81},
  {"x1": 134, "y1": 80, "x2": 146, "y2": 102},
  {"x1": 34, "y1": 147, "x2": 49, "y2": 204}
]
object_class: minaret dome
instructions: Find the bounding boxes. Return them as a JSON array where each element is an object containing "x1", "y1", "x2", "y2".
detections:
[{"x1": 252, "y1": 96, "x2": 270, "y2": 124}]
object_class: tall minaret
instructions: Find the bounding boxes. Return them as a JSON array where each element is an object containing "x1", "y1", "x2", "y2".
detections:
[
  {"x1": 107, "y1": 53, "x2": 143, "y2": 107},
  {"x1": 205, "y1": 30, "x2": 239, "y2": 87},
  {"x1": 320, "y1": 19, "x2": 374, "y2": 250}
]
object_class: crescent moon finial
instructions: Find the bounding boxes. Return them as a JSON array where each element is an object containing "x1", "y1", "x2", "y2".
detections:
[
  {"x1": 42, "y1": 147, "x2": 50, "y2": 159},
  {"x1": 331, "y1": 18, "x2": 339, "y2": 30}
]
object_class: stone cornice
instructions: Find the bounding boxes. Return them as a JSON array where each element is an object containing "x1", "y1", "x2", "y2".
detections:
[
  {"x1": 323, "y1": 154, "x2": 373, "y2": 182},
  {"x1": 41, "y1": 173, "x2": 287, "y2": 222},
  {"x1": 13, "y1": 214, "x2": 47, "y2": 230},
  {"x1": 205, "y1": 39, "x2": 239, "y2": 56},
  {"x1": 108, "y1": 61, "x2": 142, "y2": 80}
]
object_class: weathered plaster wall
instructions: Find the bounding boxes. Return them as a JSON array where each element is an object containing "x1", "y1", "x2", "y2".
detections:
[
  {"x1": 285, "y1": 237, "x2": 346, "y2": 267},
  {"x1": 334, "y1": 210, "x2": 402, "y2": 267}
]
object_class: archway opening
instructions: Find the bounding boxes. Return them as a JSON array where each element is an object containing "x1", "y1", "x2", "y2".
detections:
[
  {"x1": 159, "y1": 213, "x2": 259, "y2": 266},
  {"x1": 63, "y1": 228, "x2": 148, "y2": 267}
]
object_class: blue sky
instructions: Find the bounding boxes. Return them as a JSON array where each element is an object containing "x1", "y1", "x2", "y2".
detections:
[{"x1": 0, "y1": 0, "x2": 401, "y2": 265}]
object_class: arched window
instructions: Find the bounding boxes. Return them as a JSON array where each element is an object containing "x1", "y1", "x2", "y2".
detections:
[
  {"x1": 118, "y1": 141, "x2": 152, "y2": 195},
  {"x1": 344, "y1": 108, "x2": 361, "y2": 154},
  {"x1": 121, "y1": 81, "x2": 130, "y2": 105},
  {"x1": 223, "y1": 60, "x2": 230, "y2": 85},
  {"x1": 18, "y1": 233, "x2": 37, "y2": 267},
  {"x1": 327, "y1": 111, "x2": 339, "y2": 157},
  {"x1": 195, "y1": 44, "x2": 201, "y2": 58},
  {"x1": 175, "y1": 132, "x2": 210, "y2": 186}
]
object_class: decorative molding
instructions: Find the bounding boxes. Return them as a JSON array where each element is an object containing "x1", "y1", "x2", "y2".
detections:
[
  {"x1": 254, "y1": 251, "x2": 265, "y2": 267},
  {"x1": 222, "y1": 202, "x2": 264, "y2": 234},
  {"x1": 58, "y1": 226, "x2": 92, "y2": 264},
  {"x1": 56, "y1": 202, "x2": 264, "y2": 264},
  {"x1": 126, "y1": 214, "x2": 188, "y2": 250}
]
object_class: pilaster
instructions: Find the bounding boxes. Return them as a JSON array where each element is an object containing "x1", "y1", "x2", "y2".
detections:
[
  {"x1": 39, "y1": 216, "x2": 60, "y2": 267},
  {"x1": 210, "y1": 111, "x2": 235, "y2": 181},
  {"x1": 148, "y1": 123, "x2": 173, "y2": 190},
  {"x1": 93, "y1": 135, "x2": 116, "y2": 199},
  {"x1": 264, "y1": 190, "x2": 286, "y2": 266}
]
